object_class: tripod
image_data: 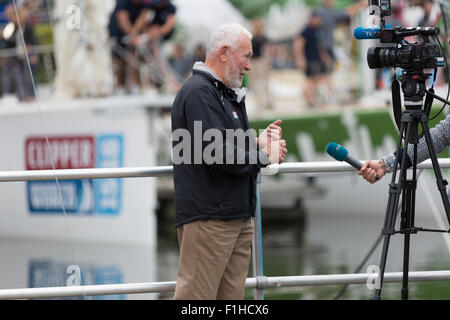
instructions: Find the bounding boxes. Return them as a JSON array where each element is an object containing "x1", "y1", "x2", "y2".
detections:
[{"x1": 373, "y1": 69, "x2": 450, "y2": 300}]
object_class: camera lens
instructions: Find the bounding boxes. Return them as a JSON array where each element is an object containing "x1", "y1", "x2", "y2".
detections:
[
  {"x1": 367, "y1": 46, "x2": 397, "y2": 69},
  {"x1": 367, "y1": 47, "x2": 380, "y2": 69}
]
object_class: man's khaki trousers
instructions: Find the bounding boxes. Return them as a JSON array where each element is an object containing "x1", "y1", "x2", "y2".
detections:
[{"x1": 173, "y1": 218, "x2": 254, "y2": 300}]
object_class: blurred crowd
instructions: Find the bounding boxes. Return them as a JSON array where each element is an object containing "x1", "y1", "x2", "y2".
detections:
[{"x1": 0, "y1": 0, "x2": 447, "y2": 107}]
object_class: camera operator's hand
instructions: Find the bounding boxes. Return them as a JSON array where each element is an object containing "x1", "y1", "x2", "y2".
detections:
[{"x1": 358, "y1": 160, "x2": 387, "y2": 184}]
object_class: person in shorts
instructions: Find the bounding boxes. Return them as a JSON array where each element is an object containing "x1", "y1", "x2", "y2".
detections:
[{"x1": 294, "y1": 12, "x2": 328, "y2": 108}]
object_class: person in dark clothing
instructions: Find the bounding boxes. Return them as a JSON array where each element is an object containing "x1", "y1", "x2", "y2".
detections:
[
  {"x1": 168, "y1": 43, "x2": 192, "y2": 81},
  {"x1": 108, "y1": 0, "x2": 150, "y2": 92},
  {"x1": 171, "y1": 23, "x2": 287, "y2": 300},
  {"x1": 144, "y1": 0, "x2": 176, "y2": 41},
  {"x1": 418, "y1": 0, "x2": 436, "y2": 27},
  {"x1": 294, "y1": 12, "x2": 328, "y2": 108},
  {"x1": 108, "y1": 0, "x2": 149, "y2": 43},
  {"x1": 1, "y1": 2, "x2": 37, "y2": 102},
  {"x1": 314, "y1": 0, "x2": 366, "y2": 99},
  {"x1": 249, "y1": 18, "x2": 272, "y2": 109}
]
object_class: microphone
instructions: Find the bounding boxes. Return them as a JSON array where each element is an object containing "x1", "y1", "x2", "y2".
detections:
[
  {"x1": 326, "y1": 142, "x2": 362, "y2": 169},
  {"x1": 353, "y1": 24, "x2": 392, "y2": 40},
  {"x1": 326, "y1": 142, "x2": 379, "y2": 179}
]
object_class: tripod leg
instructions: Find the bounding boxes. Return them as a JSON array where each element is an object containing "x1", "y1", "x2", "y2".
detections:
[
  {"x1": 401, "y1": 143, "x2": 418, "y2": 300},
  {"x1": 373, "y1": 121, "x2": 411, "y2": 299},
  {"x1": 401, "y1": 188, "x2": 412, "y2": 300},
  {"x1": 420, "y1": 120, "x2": 450, "y2": 225},
  {"x1": 373, "y1": 122, "x2": 409, "y2": 300}
]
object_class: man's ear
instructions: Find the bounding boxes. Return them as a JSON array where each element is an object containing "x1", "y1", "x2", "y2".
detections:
[{"x1": 219, "y1": 46, "x2": 229, "y2": 62}]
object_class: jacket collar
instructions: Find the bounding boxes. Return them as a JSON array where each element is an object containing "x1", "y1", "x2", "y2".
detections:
[{"x1": 192, "y1": 61, "x2": 247, "y2": 104}]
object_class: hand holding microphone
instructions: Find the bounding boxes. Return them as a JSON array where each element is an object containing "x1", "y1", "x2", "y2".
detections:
[
  {"x1": 359, "y1": 160, "x2": 387, "y2": 184},
  {"x1": 326, "y1": 142, "x2": 384, "y2": 183}
]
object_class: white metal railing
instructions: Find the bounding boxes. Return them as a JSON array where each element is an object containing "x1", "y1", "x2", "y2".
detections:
[
  {"x1": 1, "y1": 270, "x2": 450, "y2": 300},
  {"x1": 1, "y1": 159, "x2": 450, "y2": 181},
  {"x1": 1, "y1": 159, "x2": 450, "y2": 300},
  {"x1": 0, "y1": 44, "x2": 54, "y2": 58},
  {"x1": 0, "y1": 166, "x2": 173, "y2": 181}
]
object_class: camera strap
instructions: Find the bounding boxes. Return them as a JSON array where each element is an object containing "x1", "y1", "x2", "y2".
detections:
[
  {"x1": 391, "y1": 75, "x2": 402, "y2": 131},
  {"x1": 424, "y1": 68, "x2": 437, "y2": 117},
  {"x1": 424, "y1": 88, "x2": 434, "y2": 117}
]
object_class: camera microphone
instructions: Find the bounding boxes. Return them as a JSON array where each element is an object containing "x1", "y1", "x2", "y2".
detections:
[
  {"x1": 353, "y1": 24, "x2": 392, "y2": 40},
  {"x1": 326, "y1": 142, "x2": 380, "y2": 179}
]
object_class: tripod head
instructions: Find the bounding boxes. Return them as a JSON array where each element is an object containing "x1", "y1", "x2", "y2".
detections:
[{"x1": 398, "y1": 69, "x2": 431, "y2": 109}]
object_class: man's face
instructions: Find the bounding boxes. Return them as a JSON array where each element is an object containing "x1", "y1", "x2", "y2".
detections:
[{"x1": 224, "y1": 35, "x2": 253, "y2": 88}]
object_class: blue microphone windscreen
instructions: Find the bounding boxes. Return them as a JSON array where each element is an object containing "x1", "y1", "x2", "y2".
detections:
[
  {"x1": 353, "y1": 24, "x2": 393, "y2": 40},
  {"x1": 326, "y1": 142, "x2": 348, "y2": 161}
]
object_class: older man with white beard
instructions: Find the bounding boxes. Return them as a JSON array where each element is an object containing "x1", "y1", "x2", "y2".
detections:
[{"x1": 171, "y1": 23, "x2": 287, "y2": 300}]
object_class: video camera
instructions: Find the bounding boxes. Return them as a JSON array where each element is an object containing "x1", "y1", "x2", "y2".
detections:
[
  {"x1": 356, "y1": 0, "x2": 445, "y2": 71},
  {"x1": 352, "y1": 0, "x2": 450, "y2": 302}
]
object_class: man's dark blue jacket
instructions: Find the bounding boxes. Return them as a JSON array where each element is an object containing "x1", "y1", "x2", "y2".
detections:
[{"x1": 171, "y1": 66, "x2": 268, "y2": 227}]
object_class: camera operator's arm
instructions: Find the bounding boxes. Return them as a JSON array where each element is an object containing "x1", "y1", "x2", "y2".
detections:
[
  {"x1": 359, "y1": 114, "x2": 450, "y2": 184},
  {"x1": 405, "y1": 114, "x2": 450, "y2": 164}
]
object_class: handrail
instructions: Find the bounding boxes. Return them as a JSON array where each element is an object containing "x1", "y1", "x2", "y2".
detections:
[
  {"x1": 2, "y1": 159, "x2": 450, "y2": 300},
  {"x1": 0, "y1": 44, "x2": 54, "y2": 58},
  {"x1": 0, "y1": 166, "x2": 173, "y2": 181},
  {"x1": 1, "y1": 270, "x2": 450, "y2": 299},
  {"x1": 1, "y1": 159, "x2": 450, "y2": 182}
]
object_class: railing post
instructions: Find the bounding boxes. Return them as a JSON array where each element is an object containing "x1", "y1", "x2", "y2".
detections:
[{"x1": 252, "y1": 172, "x2": 264, "y2": 300}]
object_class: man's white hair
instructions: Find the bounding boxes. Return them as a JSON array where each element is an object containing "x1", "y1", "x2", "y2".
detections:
[{"x1": 206, "y1": 23, "x2": 253, "y2": 56}]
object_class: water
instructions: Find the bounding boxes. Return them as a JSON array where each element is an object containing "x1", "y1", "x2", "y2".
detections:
[
  {"x1": 252, "y1": 212, "x2": 450, "y2": 300},
  {"x1": 1, "y1": 204, "x2": 450, "y2": 300}
]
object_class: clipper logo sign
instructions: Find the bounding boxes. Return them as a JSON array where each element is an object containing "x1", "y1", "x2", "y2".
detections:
[{"x1": 25, "y1": 134, "x2": 123, "y2": 215}]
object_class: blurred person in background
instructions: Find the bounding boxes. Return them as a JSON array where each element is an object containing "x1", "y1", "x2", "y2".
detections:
[
  {"x1": 143, "y1": 0, "x2": 176, "y2": 42},
  {"x1": 168, "y1": 42, "x2": 192, "y2": 82},
  {"x1": 249, "y1": 18, "x2": 273, "y2": 110},
  {"x1": 139, "y1": 0, "x2": 176, "y2": 90},
  {"x1": 416, "y1": 0, "x2": 446, "y2": 87},
  {"x1": 418, "y1": 0, "x2": 437, "y2": 27},
  {"x1": 192, "y1": 43, "x2": 206, "y2": 63},
  {"x1": 294, "y1": 12, "x2": 328, "y2": 109},
  {"x1": 314, "y1": 0, "x2": 367, "y2": 101},
  {"x1": 1, "y1": 0, "x2": 38, "y2": 102},
  {"x1": 108, "y1": 0, "x2": 152, "y2": 94}
]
